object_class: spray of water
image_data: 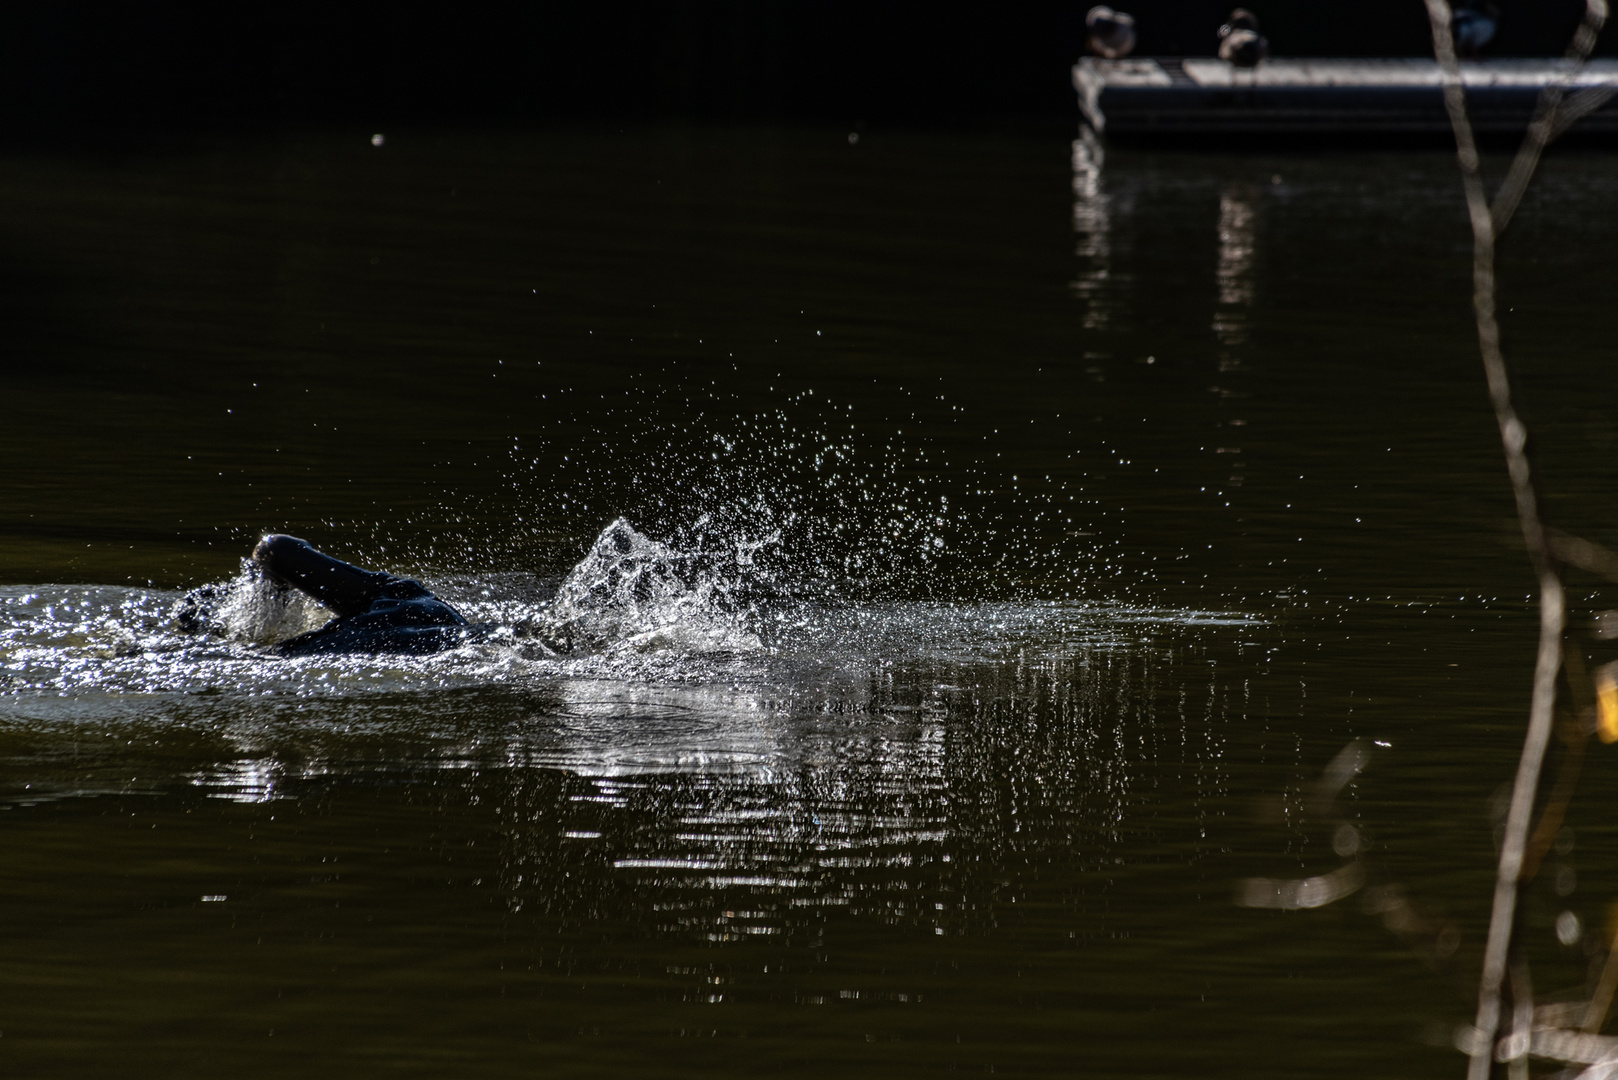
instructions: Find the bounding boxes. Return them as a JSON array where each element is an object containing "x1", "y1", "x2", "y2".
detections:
[
  {"x1": 359, "y1": 370, "x2": 1119, "y2": 605},
  {"x1": 178, "y1": 563, "x2": 333, "y2": 645},
  {"x1": 535, "y1": 518, "x2": 765, "y2": 655}
]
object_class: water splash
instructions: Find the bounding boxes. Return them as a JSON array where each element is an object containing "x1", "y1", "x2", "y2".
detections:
[
  {"x1": 206, "y1": 566, "x2": 333, "y2": 644},
  {"x1": 1, "y1": 511, "x2": 1265, "y2": 736},
  {"x1": 538, "y1": 518, "x2": 765, "y2": 656}
]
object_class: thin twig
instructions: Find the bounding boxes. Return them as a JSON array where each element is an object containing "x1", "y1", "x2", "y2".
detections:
[
  {"x1": 1520, "y1": 645, "x2": 1594, "y2": 884},
  {"x1": 1584, "y1": 921, "x2": 1618, "y2": 1034},
  {"x1": 1508, "y1": 960, "x2": 1534, "y2": 1080},
  {"x1": 1489, "y1": 0, "x2": 1611, "y2": 235},
  {"x1": 1548, "y1": 84, "x2": 1618, "y2": 143},
  {"x1": 1421, "y1": 3, "x2": 1595, "y2": 1077},
  {"x1": 1550, "y1": 531, "x2": 1618, "y2": 585}
]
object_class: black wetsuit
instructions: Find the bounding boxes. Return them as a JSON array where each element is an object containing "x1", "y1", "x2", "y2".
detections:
[{"x1": 251, "y1": 534, "x2": 473, "y2": 656}]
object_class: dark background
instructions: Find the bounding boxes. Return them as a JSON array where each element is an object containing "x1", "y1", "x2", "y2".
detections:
[{"x1": 1, "y1": 1, "x2": 1610, "y2": 140}]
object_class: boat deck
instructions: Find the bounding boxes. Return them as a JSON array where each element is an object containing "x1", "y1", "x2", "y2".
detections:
[{"x1": 1073, "y1": 57, "x2": 1618, "y2": 135}]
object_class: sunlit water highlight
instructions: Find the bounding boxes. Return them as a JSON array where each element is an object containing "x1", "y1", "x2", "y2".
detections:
[
  {"x1": 0, "y1": 517, "x2": 1263, "y2": 789},
  {"x1": 1, "y1": 519, "x2": 1274, "y2": 987}
]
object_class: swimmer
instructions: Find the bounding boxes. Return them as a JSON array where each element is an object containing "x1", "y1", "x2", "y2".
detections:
[{"x1": 247, "y1": 534, "x2": 474, "y2": 656}]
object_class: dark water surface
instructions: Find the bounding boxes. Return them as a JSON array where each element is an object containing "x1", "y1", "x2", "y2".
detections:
[{"x1": 4, "y1": 126, "x2": 1618, "y2": 1077}]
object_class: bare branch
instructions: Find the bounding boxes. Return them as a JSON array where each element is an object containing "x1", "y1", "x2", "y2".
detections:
[
  {"x1": 1236, "y1": 861, "x2": 1365, "y2": 911},
  {"x1": 1308, "y1": 737, "x2": 1371, "y2": 814},
  {"x1": 1519, "y1": 645, "x2": 1594, "y2": 883},
  {"x1": 1490, "y1": 0, "x2": 1611, "y2": 235},
  {"x1": 1423, "y1": 3, "x2": 1581, "y2": 1076},
  {"x1": 1585, "y1": 931, "x2": 1618, "y2": 1034},
  {"x1": 1548, "y1": 85, "x2": 1618, "y2": 144},
  {"x1": 1424, "y1": 2, "x2": 1493, "y2": 248},
  {"x1": 1524, "y1": 1025, "x2": 1618, "y2": 1064},
  {"x1": 1550, "y1": 531, "x2": 1618, "y2": 584}
]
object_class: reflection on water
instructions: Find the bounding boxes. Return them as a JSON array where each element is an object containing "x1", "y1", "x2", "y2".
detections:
[
  {"x1": 393, "y1": 627, "x2": 1248, "y2": 948},
  {"x1": 194, "y1": 757, "x2": 298, "y2": 803},
  {"x1": 2, "y1": 535, "x2": 1266, "y2": 966},
  {"x1": 3, "y1": 129, "x2": 1618, "y2": 1077},
  {"x1": 1071, "y1": 128, "x2": 1114, "y2": 330},
  {"x1": 1214, "y1": 182, "x2": 1258, "y2": 348}
]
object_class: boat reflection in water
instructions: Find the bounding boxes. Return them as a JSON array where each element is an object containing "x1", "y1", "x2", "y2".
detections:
[
  {"x1": 1214, "y1": 182, "x2": 1258, "y2": 349},
  {"x1": 1071, "y1": 127, "x2": 1115, "y2": 331}
]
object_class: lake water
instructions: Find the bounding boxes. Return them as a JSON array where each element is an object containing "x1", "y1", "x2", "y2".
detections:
[{"x1": 3, "y1": 126, "x2": 1618, "y2": 1077}]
